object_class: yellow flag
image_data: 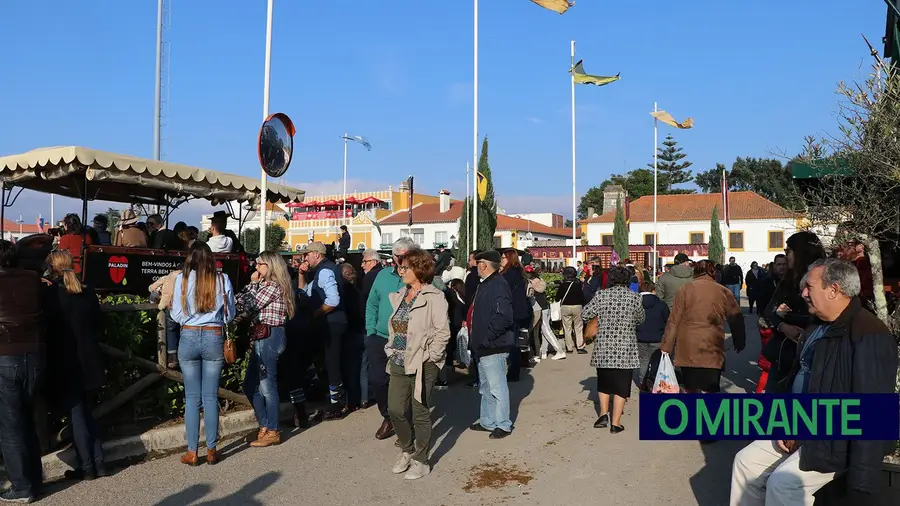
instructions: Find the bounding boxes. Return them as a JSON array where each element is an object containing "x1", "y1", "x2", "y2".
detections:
[
  {"x1": 477, "y1": 172, "x2": 488, "y2": 201},
  {"x1": 530, "y1": 0, "x2": 574, "y2": 14},
  {"x1": 650, "y1": 110, "x2": 694, "y2": 129},
  {"x1": 571, "y1": 60, "x2": 620, "y2": 87}
]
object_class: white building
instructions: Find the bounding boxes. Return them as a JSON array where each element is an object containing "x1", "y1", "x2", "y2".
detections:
[
  {"x1": 505, "y1": 212, "x2": 564, "y2": 228},
  {"x1": 578, "y1": 188, "x2": 800, "y2": 272},
  {"x1": 378, "y1": 191, "x2": 571, "y2": 250}
]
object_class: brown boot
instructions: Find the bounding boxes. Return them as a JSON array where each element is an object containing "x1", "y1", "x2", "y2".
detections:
[
  {"x1": 250, "y1": 430, "x2": 281, "y2": 447},
  {"x1": 375, "y1": 419, "x2": 395, "y2": 440},
  {"x1": 206, "y1": 449, "x2": 218, "y2": 465},
  {"x1": 180, "y1": 451, "x2": 199, "y2": 466},
  {"x1": 251, "y1": 428, "x2": 266, "y2": 443}
]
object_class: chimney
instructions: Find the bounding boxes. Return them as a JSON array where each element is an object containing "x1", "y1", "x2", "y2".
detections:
[{"x1": 439, "y1": 190, "x2": 451, "y2": 213}]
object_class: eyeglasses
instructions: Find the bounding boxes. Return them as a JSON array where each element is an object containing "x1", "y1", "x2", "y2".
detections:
[
  {"x1": 362, "y1": 259, "x2": 377, "y2": 264},
  {"x1": 397, "y1": 265, "x2": 410, "y2": 272}
]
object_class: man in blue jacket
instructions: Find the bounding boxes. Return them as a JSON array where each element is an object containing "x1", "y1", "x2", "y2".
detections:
[{"x1": 467, "y1": 250, "x2": 515, "y2": 439}]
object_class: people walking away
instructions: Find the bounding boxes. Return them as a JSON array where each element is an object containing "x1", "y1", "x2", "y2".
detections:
[
  {"x1": 660, "y1": 260, "x2": 746, "y2": 394},
  {"x1": 237, "y1": 251, "x2": 295, "y2": 446},
  {"x1": 744, "y1": 261, "x2": 763, "y2": 314},
  {"x1": 762, "y1": 231, "x2": 825, "y2": 393},
  {"x1": 722, "y1": 257, "x2": 743, "y2": 307},
  {"x1": 635, "y1": 280, "x2": 669, "y2": 390},
  {"x1": 581, "y1": 266, "x2": 645, "y2": 433},
  {"x1": 113, "y1": 209, "x2": 148, "y2": 248},
  {"x1": 385, "y1": 249, "x2": 450, "y2": 480},
  {"x1": 500, "y1": 250, "x2": 529, "y2": 381},
  {"x1": 91, "y1": 214, "x2": 112, "y2": 246},
  {"x1": 170, "y1": 242, "x2": 236, "y2": 466},
  {"x1": 0, "y1": 240, "x2": 46, "y2": 503},
  {"x1": 657, "y1": 253, "x2": 694, "y2": 308},
  {"x1": 730, "y1": 258, "x2": 898, "y2": 506},
  {"x1": 557, "y1": 267, "x2": 587, "y2": 354},
  {"x1": 296, "y1": 242, "x2": 347, "y2": 421},
  {"x1": 56, "y1": 213, "x2": 94, "y2": 274},
  {"x1": 468, "y1": 251, "x2": 515, "y2": 439},
  {"x1": 530, "y1": 268, "x2": 564, "y2": 361},
  {"x1": 340, "y1": 263, "x2": 367, "y2": 410},
  {"x1": 339, "y1": 225, "x2": 351, "y2": 255},
  {"x1": 45, "y1": 251, "x2": 107, "y2": 480},
  {"x1": 366, "y1": 237, "x2": 418, "y2": 439}
]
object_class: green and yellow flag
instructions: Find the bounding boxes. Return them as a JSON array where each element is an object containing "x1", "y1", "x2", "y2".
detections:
[
  {"x1": 571, "y1": 60, "x2": 620, "y2": 87},
  {"x1": 477, "y1": 172, "x2": 488, "y2": 201},
  {"x1": 650, "y1": 110, "x2": 693, "y2": 129},
  {"x1": 530, "y1": 0, "x2": 574, "y2": 14}
]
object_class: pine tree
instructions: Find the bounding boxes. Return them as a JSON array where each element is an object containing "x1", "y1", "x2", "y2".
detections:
[
  {"x1": 613, "y1": 198, "x2": 629, "y2": 260},
  {"x1": 708, "y1": 205, "x2": 725, "y2": 264},
  {"x1": 649, "y1": 134, "x2": 693, "y2": 192},
  {"x1": 476, "y1": 136, "x2": 497, "y2": 250}
]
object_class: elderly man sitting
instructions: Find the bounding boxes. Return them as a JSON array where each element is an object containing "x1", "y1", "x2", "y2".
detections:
[{"x1": 729, "y1": 258, "x2": 898, "y2": 506}]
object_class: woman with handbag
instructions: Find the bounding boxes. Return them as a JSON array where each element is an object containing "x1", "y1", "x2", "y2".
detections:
[
  {"x1": 170, "y1": 242, "x2": 236, "y2": 466},
  {"x1": 581, "y1": 266, "x2": 645, "y2": 433},
  {"x1": 236, "y1": 250, "x2": 296, "y2": 448}
]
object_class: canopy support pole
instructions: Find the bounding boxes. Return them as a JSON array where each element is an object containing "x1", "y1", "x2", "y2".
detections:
[{"x1": 1, "y1": 185, "x2": 5, "y2": 238}]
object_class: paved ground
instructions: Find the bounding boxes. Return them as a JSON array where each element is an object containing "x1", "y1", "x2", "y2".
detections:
[{"x1": 37, "y1": 309, "x2": 763, "y2": 506}]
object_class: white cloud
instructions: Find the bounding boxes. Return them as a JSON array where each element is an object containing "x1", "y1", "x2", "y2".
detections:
[{"x1": 527, "y1": 117, "x2": 543, "y2": 125}]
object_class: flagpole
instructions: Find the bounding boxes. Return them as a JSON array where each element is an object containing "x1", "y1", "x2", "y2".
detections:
[
  {"x1": 472, "y1": 0, "x2": 479, "y2": 251},
  {"x1": 653, "y1": 102, "x2": 658, "y2": 280},
  {"x1": 259, "y1": 0, "x2": 274, "y2": 253},
  {"x1": 466, "y1": 162, "x2": 472, "y2": 251},
  {"x1": 570, "y1": 39, "x2": 577, "y2": 264},
  {"x1": 342, "y1": 133, "x2": 348, "y2": 227}
]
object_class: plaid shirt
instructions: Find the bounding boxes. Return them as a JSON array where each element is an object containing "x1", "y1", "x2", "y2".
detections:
[{"x1": 237, "y1": 281, "x2": 288, "y2": 326}]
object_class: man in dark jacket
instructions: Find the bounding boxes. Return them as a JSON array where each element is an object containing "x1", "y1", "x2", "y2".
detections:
[
  {"x1": 467, "y1": 250, "x2": 515, "y2": 439},
  {"x1": 464, "y1": 250, "x2": 482, "y2": 310},
  {"x1": 0, "y1": 240, "x2": 45, "y2": 503},
  {"x1": 730, "y1": 258, "x2": 898, "y2": 505},
  {"x1": 433, "y1": 244, "x2": 453, "y2": 276},
  {"x1": 635, "y1": 280, "x2": 669, "y2": 390},
  {"x1": 722, "y1": 256, "x2": 744, "y2": 307}
]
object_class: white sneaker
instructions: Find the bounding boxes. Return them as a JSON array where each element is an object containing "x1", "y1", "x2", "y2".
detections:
[
  {"x1": 404, "y1": 460, "x2": 431, "y2": 480},
  {"x1": 392, "y1": 452, "x2": 413, "y2": 474},
  {"x1": 551, "y1": 352, "x2": 566, "y2": 360},
  {"x1": 540, "y1": 353, "x2": 547, "y2": 360}
]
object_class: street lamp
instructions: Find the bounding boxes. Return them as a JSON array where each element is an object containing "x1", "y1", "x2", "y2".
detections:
[{"x1": 340, "y1": 134, "x2": 371, "y2": 226}]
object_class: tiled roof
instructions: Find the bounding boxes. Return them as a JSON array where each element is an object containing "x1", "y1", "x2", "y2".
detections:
[
  {"x1": 379, "y1": 202, "x2": 570, "y2": 237},
  {"x1": 578, "y1": 191, "x2": 795, "y2": 224},
  {"x1": 1, "y1": 219, "x2": 41, "y2": 233}
]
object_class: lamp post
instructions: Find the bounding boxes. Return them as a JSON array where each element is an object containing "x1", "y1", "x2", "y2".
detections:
[{"x1": 340, "y1": 134, "x2": 372, "y2": 226}]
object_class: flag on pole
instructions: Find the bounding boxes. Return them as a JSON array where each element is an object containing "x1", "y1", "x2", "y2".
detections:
[
  {"x1": 650, "y1": 110, "x2": 694, "y2": 129},
  {"x1": 721, "y1": 169, "x2": 730, "y2": 228},
  {"x1": 476, "y1": 172, "x2": 488, "y2": 201},
  {"x1": 530, "y1": 0, "x2": 574, "y2": 14},
  {"x1": 571, "y1": 60, "x2": 620, "y2": 86}
]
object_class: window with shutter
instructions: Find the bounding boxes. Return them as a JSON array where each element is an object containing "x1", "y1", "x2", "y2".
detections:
[
  {"x1": 768, "y1": 231, "x2": 784, "y2": 251},
  {"x1": 728, "y1": 231, "x2": 744, "y2": 250},
  {"x1": 689, "y1": 232, "x2": 705, "y2": 244}
]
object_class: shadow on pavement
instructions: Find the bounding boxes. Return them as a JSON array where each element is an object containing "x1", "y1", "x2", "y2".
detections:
[
  {"x1": 429, "y1": 360, "x2": 534, "y2": 467},
  {"x1": 689, "y1": 439, "x2": 746, "y2": 506},
  {"x1": 152, "y1": 471, "x2": 281, "y2": 506}
]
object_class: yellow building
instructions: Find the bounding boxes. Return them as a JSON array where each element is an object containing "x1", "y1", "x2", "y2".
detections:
[{"x1": 277, "y1": 180, "x2": 443, "y2": 251}]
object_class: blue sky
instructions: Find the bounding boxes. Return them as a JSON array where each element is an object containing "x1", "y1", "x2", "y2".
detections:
[{"x1": 0, "y1": 0, "x2": 888, "y2": 226}]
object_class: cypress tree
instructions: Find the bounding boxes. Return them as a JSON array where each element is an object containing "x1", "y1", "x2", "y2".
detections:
[
  {"x1": 709, "y1": 205, "x2": 725, "y2": 264},
  {"x1": 613, "y1": 198, "x2": 629, "y2": 260}
]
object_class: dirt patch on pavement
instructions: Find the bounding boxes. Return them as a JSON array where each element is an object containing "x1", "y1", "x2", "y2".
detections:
[{"x1": 462, "y1": 460, "x2": 534, "y2": 493}]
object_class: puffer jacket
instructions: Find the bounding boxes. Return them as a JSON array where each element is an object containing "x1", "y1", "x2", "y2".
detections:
[
  {"x1": 468, "y1": 272, "x2": 515, "y2": 357},
  {"x1": 636, "y1": 292, "x2": 669, "y2": 343},
  {"x1": 0, "y1": 268, "x2": 45, "y2": 356},
  {"x1": 657, "y1": 263, "x2": 694, "y2": 308}
]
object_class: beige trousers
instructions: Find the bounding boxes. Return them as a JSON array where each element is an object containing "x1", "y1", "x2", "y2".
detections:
[
  {"x1": 730, "y1": 440, "x2": 837, "y2": 506},
  {"x1": 560, "y1": 305, "x2": 583, "y2": 351}
]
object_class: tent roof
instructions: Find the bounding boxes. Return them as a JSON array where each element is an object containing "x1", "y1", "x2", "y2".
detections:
[{"x1": 0, "y1": 146, "x2": 304, "y2": 206}]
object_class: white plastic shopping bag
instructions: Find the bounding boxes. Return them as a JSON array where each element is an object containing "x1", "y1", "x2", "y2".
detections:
[
  {"x1": 456, "y1": 326, "x2": 472, "y2": 367},
  {"x1": 651, "y1": 352, "x2": 681, "y2": 393}
]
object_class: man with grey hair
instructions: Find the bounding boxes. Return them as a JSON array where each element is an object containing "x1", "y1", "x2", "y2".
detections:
[
  {"x1": 730, "y1": 258, "x2": 898, "y2": 506},
  {"x1": 364, "y1": 237, "x2": 419, "y2": 440}
]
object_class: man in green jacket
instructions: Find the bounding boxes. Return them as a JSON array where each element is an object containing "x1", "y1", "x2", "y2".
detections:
[
  {"x1": 365, "y1": 237, "x2": 418, "y2": 440},
  {"x1": 657, "y1": 253, "x2": 694, "y2": 309}
]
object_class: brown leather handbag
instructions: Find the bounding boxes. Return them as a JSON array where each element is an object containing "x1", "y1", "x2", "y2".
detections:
[
  {"x1": 583, "y1": 316, "x2": 599, "y2": 343},
  {"x1": 220, "y1": 274, "x2": 238, "y2": 365}
]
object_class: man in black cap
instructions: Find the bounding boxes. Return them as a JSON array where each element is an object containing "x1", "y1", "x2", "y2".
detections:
[
  {"x1": 657, "y1": 253, "x2": 694, "y2": 309},
  {"x1": 467, "y1": 250, "x2": 515, "y2": 439}
]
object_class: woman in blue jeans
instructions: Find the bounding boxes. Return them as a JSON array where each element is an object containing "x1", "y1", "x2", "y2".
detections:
[
  {"x1": 171, "y1": 242, "x2": 236, "y2": 466},
  {"x1": 236, "y1": 250, "x2": 295, "y2": 448}
]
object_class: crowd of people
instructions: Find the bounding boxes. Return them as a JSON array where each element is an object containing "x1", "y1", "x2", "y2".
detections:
[{"x1": 0, "y1": 218, "x2": 897, "y2": 502}]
